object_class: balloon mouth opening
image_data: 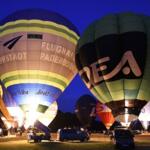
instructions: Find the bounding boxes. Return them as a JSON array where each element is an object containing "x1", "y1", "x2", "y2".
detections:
[
  {"x1": 115, "y1": 114, "x2": 138, "y2": 127},
  {"x1": 24, "y1": 110, "x2": 38, "y2": 129},
  {"x1": 2, "y1": 109, "x2": 38, "y2": 129},
  {"x1": 105, "y1": 123, "x2": 114, "y2": 129},
  {"x1": 106, "y1": 100, "x2": 147, "y2": 116}
]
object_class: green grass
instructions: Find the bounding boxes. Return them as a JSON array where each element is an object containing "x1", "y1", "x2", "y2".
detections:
[{"x1": 0, "y1": 140, "x2": 150, "y2": 150}]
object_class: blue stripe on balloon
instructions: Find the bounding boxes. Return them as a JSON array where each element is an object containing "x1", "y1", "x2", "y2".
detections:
[
  {"x1": 1, "y1": 81, "x2": 17, "y2": 107},
  {"x1": 6, "y1": 83, "x2": 62, "y2": 106},
  {"x1": 3, "y1": 89, "x2": 17, "y2": 107}
]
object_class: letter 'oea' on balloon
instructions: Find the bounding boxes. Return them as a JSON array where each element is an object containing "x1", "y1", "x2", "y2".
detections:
[{"x1": 76, "y1": 13, "x2": 150, "y2": 124}]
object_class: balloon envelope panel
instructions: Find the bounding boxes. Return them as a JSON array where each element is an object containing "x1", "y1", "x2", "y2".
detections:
[
  {"x1": 76, "y1": 13, "x2": 150, "y2": 118},
  {"x1": 2, "y1": 83, "x2": 24, "y2": 127},
  {"x1": 37, "y1": 101, "x2": 58, "y2": 127},
  {"x1": 0, "y1": 84, "x2": 13, "y2": 123},
  {"x1": 96, "y1": 102, "x2": 114, "y2": 129},
  {"x1": 139, "y1": 101, "x2": 150, "y2": 122},
  {"x1": 7, "y1": 83, "x2": 61, "y2": 108}
]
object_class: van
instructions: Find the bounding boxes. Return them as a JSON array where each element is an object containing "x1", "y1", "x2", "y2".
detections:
[
  {"x1": 111, "y1": 128, "x2": 135, "y2": 149},
  {"x1": 27, "y1": 127, "x2": 51, "y2": 143},
  {"x1": 57, "y1": 128, "x2": 90, "y2": 142}
]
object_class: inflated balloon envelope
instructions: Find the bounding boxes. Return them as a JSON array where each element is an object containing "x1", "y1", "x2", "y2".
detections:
[
  {"x1": 96, "y1": 102, "x2": 114, "y2": 129},
  {"x1": 0, "y1": 9, "x2": 79, "y2": 127},
  {"x1": 75, "y1": 95, "x2": 96, "y2": 128},
  {"x1": 76, "y1": 13, "x2": 150, "y2": 125}
]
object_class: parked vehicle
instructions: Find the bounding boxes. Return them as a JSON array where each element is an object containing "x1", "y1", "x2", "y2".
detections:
[
  {"x1": 111, "y1": 128, "x2": 135, "y2": 149},
  {"x1": 131, "y1": 130, "x2": 142, "y2": 135},
  {"x1": 27, "y1": 127, "x2": 51, "y2": 143},
  {"x1": 57, "y1": 128, "x2": 90, "y2": 142}
]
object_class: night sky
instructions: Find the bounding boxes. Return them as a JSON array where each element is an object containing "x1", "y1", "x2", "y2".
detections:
[{"x1": 0, "y1": 0, "x2": 150, "y2": 112}]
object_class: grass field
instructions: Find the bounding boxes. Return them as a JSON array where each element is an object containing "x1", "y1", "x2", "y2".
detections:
[
  {"x1": 0, "y1": 133, "x2": 150, "y2": 150},
  {"x1": 0, "y1": 140, "x2": 150, "y2": 150}
]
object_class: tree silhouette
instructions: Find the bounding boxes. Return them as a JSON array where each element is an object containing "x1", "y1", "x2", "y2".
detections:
[{"x1": 49, "y1": 110, "x2": 81, "y2": 132}]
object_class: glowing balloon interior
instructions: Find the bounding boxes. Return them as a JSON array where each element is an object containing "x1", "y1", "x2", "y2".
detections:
[
  {"x1": 96, "y1": 102, "x2": 114, "y2": 129},
  {"x1": 2, "y1": 83, "x2": 58, "y2": 128},
  {"x1": 24, "y1": 101, "x2": 58, "y2": 129}
]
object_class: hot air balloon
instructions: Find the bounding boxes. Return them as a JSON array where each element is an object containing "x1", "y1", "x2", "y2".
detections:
[
  {"x1": 139, "y1": 101, "x2": 150, "y2": 130},
  {"x1": 75, "y1": 95, "x2": 96, "y2": 127},
  {"x1": 76, "y1": 13, "x2": 150, "y2": 126},
  {"x1": 0, "y1": 9, "x2": 79, "y2": 128},
  {"x1": 96, "y1": 102, "x2": 114, "y2": 129}
]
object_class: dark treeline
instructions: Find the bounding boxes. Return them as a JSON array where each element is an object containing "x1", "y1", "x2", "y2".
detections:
[
  {"x1": 49, "y1": 110, "x2": 107, "y2": 132},
  {"x1": 49, "y1": 110, "x2": 80, "y2": 132}
]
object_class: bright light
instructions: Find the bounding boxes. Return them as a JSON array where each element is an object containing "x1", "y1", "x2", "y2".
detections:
[
  {"x1": 125, "y1": 113, "x2": 128, "y2": 124},
  {"x1": 24, "y1": 110, "x2": 38, "y2": 129},
  {"x1": 4, "y1": 96, "x2": 58, "y2": 129},
  {"x1": 139, "y1": 112, "x2": 150, "y2": 121},
  {"x1": 7, "y1": 107, "x2": 24, "y2": 127},
  {"x1": 142, "y1": 121, "x2": 149, "y2": 130},
  {"x1": 1, "y1": 116, "x2": 6, "y2": 121},
  {"x1": 23, "y1": 97, "x2": 39, "y2": 129},
  {"x1": 125, "y1": 100, "x2": 129, "y2": 107},
  {"x1": 139, "y1": 102, "x2": 150, "y2": 130},
  {"x1": 139, "y1": 103, "x2": 150, "y2": 122},
  {"x1": 124, "y1": 114, "x2": 130, "y2": 127}
]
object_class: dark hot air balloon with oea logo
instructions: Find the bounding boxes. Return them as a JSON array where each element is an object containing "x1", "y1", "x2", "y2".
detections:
[{"x1": 75, "y1": 13, "x2": 150, "y2": 126}]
